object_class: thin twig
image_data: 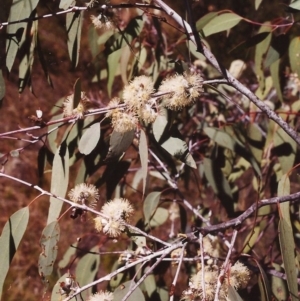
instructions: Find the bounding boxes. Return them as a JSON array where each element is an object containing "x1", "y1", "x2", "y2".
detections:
[
  {"x1": 197, "y1": 192, "x2": 300, "y2": 234},
  {"x1": 199, "y1": 234, "x2": 206, "y2": 301},
  {"x1": 214, "y1": 229, "x2": 238, "y2": 301},
  {"x1": 0, "y1": 172, "x2": 171, "y2": 247},
  {"x1": 169, "y1": 243, "x2": 187, "y2": 301},
  {"x1": 63, "y1": 241, "x2": 184, "y2": 301}
]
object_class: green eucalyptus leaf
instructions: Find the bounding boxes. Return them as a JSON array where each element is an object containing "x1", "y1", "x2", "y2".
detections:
[
  {"x1": 106, "y1": 130, "x2": 134, "y2": 161},
  {"x1": 255, "y1": 0, "x2": 263, "y2": 9},
  {"x1": 58, "y1": 242, "x2": 77, "y2": 269},
  {"x1": 38, "y1": 221, "x2": 60, "y2": 279},
  {"x1": 246, "y1": 123, "x2": 264, "y2": 163},
  {"x1": 149, "y1": 207, "x2": 169, "y2": 228},
  {"x1": 75, "y1": 246, "x2": 100, "y2": 300},
  {"x1": 0, "y1": 69, "x2": 6, "y2": 101},
  {"x1": 51, "y1": 272, "x2": 68, "y2": 301},
  {"x1": 157, "y1": 287, "x2": 169, "y2": 301},
  {"x1": 107, "y1": 48, "x2": 122, "y2": 97},
  {"x1": 139, "y1": 129, "x2": 148, "y2": 195},
  {"x1": 204, "y1": 127, "x2": 235, "y2": 151},
  {"x1": 196, "y1": 12, "x2": 218, "y2": 31},
  {"x1": 278, "y1": 175, "x2": 298, "y2": 301},
  {"x1": 143, "y1": 268, "x2": 156, "y2": 298},
  {"x1": 289, "y1": 0, "x2": 300, "y2": 10},
  {"x1": 0, "y1": 207, "x2": 29, "y2": 298},
  {"x1": 274, "y1": 128, "x2": 296, "y2": 174},
  {"x1": 279, "y1": 219, "x2": 298, "y2": 301},
  {"x1": 271, "y1": 263, "x2": 287, "y2": 301},
  {"x1": 203, "y1": 157, "x2": 234, "y2": 216},
  {"x1": 241, "y1": 226, "x2": 260, "y2": 253},
  {"x1": 19, "y1": 16, "x2": 37, "y2": 93},
  {"x1": 161, "y1": 137, "x2": 196, "y2": 169},
  {"x1": 73, "y1": 78, "x2": 81, "y2": 109},
  {"x1": 114, "y1": 281, "x2": 145, "y2": 301},
  {"x1": 153, "y1": 108, "x2": 168, "y2": 143},
  {"x1": 227, "y1": 284, "x2": 243, "y2": 301},
  {"x1": 66, "y1": 11, "x2": 83, "y2": 68},
  {"x1": 270, "y1": 59, "x2": 283, "y2": 103},
  {"x1": 255, "y1": 260, "x2": 272, "y2": 301},
  {"x1": 255, "y1": 22, "x2": 272, "y2": 93},
  {"x1": 78, "y1": 122, "x2": 101, "y2": 155},
  {"x1": 289, "y1": 36, "x2": 300, "y2": 77},
  {"x1": 75, "y1": 160, "x2": 87, "y2": 184},
  {"x1": 47, "y1": 144, "x2": 69, "y2": 225},
  {"x1": 130, "y1": 233, "x2": 147, "y2": 248},
  {"x1": 6, "y1": 0, "x2": 39, "y2": 71},
  {"x1": 59, "y1": 0, "x2": 75, "y2": 9},
  {"x1": 202, "y1": 13, "x2": 242, "y2": 37},
  {"x1": 110, "y1": 261, "x2": 124, "y2": 289},
  {"x1": 143, "y1": 191, "x2": 161, "y2": 226}
]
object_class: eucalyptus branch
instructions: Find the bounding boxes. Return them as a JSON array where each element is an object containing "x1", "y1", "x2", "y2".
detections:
[
  {"x1": 153, "y1": 0, "x2": 300, "y2": 146},
  {"x1": 63, "y1": 241, "x2": 184, "y2": 301},
  {"x1": 169, "y1": 243, "x2": 187, "y2": 301},
  {"x1": 197, "y1": 192, "x2": 300, "y2": 235},
  {"x1": 0, "y1": 4, "x2": 163, "y2": 28},
  {"x1": 198, "y1": 234, "x2": 206, "y2": 301},
  {"x1": 214, "y1": 229, "x2": 238, "y2": 301},
  {"x1": 0, "y1": 172, "x2": 171, "y2": 247},
  {"x1": 120, "y1": 250, "x2": 168, "y2": 301}
]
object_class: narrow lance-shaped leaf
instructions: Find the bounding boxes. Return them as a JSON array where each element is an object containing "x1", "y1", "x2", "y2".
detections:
[
  {"x1": 0, "y1": 207, "x2": 29, "y2": 298},
  {"x1": 161, "y1": 137, "x2": 196, "y2": 169},
  {"x1": 66, "y1": 10, "x2": 83, "y2": 68},
  {"x1": 270, "y1": 59, "x2": 283, "y2": 103},
  {"x1": 149, "y1": 207, "x2": 169, "y2": 228},
  {"x1": 51, "y1": 272, "x2": 68, "y2": 301},
  {"x1": 59, "y1": 0, "x2": 75, "y2": 9},
  {"x1": 75, "y1": 246, "x2": 100, "y2": 300},
  {"x1": 106, "y1": 130, "x2": 135, "y2": 161},
  {"x1": 255, "y1": 0, "x2": 263, "y2": 10},
  {"x1": 114, "y1": 280, "x2": 145, "y2": 301},
  {"x1": 253, "y1": 258, "x2": 272, "y2": 301},
  {"x1": 38, "y1": 222, "x2": 60, "y2": 279},
  {"x1": 202, "y1": 13, "x2": 242, "y2": 37},
  {"x1": 227, "y1": 285, "x2": 243, "y2": 301},
  {"x1": 78, "y1": 122, "x2": 101, "y2": 155},
  {"x1": 143, "y1": 191, "x2": 161, "y2": 226},
  {"x1": 107, "y1": 48, "x2": 122, "y2": 97},
  {"x1": 47, "y1": 144, "x2": 70, "y2": 225},
  {"x1": 0, "y1": 70, "x2": 5, "y2": 101},
  {"x1": 73, "y1": 78, "x2": 81, "y2": 109},
  {"x1": 19, "y1": 15, "x2": 38, "y2": 93},
  {"x1": 58, "y1": 242, "x2": 78, "y2": 269},
  {"x1": 153, "y1": 108, "x2": 196, "y2": 168},
  {"x1": 274, "y1": 128, "x2": 296, "y2": 174},
  {"x1": 6, "y1": 0, "x2": 39, "y2": 71},
  {"x1": 139, "y1": 129, "x2": 148, "y2": 196},
  {"x1": 278, "y1": 174, "x2": 298, "y2": 301},
  {"x1": 255, "y1": 22, "x2": 272, "y2": 93},
  {"x1": 289, "y1": 36, "x2": 300, "y2": 77},
  {"x1": 289, "y1": 1, "x2": 300, "y2": 10}
]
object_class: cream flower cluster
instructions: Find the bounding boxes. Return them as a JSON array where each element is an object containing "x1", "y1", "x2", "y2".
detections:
[
  {"x1": 68, "y1": 183, "x2": 99, "y2": 208},
  {"x1": 106, "y1": 76, "x2": 156, "y2": 133},
  {"x1": 181, "y1": 261, "x2": 250, "y2": 301},
  {"x1": 90, "y1": 14, "x2": 115, "y2": 30},
  {"x1": 63, "y1": 92, "x2": 90, "y2": 119},
  {"x1": 159, "y1": 72, "x2": 203, "y2": 110},
  {"x1": 87, "y1": 291, "x2": 114, "y2": 301},
  {"x1": 106, "y1": 72, "x2": 203, "y2": 133},
  {"x1": 94, "y1": 198, "x2": 134, "y2": 237}
]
